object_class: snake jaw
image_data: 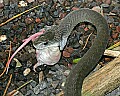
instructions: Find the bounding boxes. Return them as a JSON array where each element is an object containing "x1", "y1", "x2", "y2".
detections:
[
  {"x1": 33, "y1": 30, "x2": 56, "y2": 49},
  {"x1": 33, "y1": 40, "x2": 59, "y2": 49},
  {"x1": 59, "y1": 35, "x2": 69, "y2": 50}
]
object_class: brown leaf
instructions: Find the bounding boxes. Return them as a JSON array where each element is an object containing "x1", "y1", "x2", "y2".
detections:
[
  {"x1": 71, "y1": 7, "x2": 79, "y2": 11},
  {"x1": 59, "y1": 12, "x2": 66, "y2": 19},
  {"x1": 92, "y1": 6, "x2": 104, "y2": 16},
  {"x1": 112, "y1": 32, "x2": 119, "y2": 39},
  {"x1": 102, "y1": 0, "x2": 112, "y2": 5},
  {"x1": 63, "y1": 51, "x2": 71, "y2": 57},
  {"x1": 65, "y1": 47, "x2": 74, "y2": 53},
  {"x1": 35, "y1": 18, "x2": 41, "y2": 23},
  {"x1": 116, "y1": 26, "x2": 120, "y2": 33}
]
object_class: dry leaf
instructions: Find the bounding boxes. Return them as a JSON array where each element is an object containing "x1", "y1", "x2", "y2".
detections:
[
  {"x1": 92, "y1": 6, "x2": 104, "y2": 16},
  {"x1": 14, "y1": 58, "x2": 22, "y2": 67}
]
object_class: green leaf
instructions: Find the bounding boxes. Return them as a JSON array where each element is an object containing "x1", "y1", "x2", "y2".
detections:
[{"x1": 73, "y1": 58, "x2": 81, "y2": 63}]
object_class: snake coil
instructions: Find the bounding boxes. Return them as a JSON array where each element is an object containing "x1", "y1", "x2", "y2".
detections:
[{"x1": 60, "y1": 9, "x2": 110, "y2": 96}]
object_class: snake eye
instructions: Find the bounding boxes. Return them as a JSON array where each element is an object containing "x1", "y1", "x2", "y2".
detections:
[{"x1": 43, "y1": 42, "x2": 48, "y2": 45}]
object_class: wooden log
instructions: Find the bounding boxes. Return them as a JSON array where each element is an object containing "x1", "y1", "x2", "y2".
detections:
[
  {"x1": 82, "y1": 55, "x2": 120, "y2": 96},
  {"x1": 104, "y1": 50, "x2": 120, "y2": 57}
]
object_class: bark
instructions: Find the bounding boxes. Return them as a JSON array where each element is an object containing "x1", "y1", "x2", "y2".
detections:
[
  {"x1": 82, "y1": 55, "x2": 120, "y2": 96},
  {"x1": 104, "y1": 50, "x2": 120, "y2": 57}
]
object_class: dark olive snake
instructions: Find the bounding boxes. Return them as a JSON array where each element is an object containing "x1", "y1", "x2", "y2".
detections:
[{"x1": 33, "y1": 8, "x2": 109, "y2": 96}]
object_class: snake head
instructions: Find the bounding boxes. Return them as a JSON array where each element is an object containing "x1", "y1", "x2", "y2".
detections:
[{"x1": 33, "y1": 27, "x2": 59, "y2": 49}]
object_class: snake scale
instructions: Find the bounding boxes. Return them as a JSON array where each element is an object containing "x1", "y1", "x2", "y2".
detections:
[{"x1": 33, "y1": 8, "x2": 109, "y2": 96}]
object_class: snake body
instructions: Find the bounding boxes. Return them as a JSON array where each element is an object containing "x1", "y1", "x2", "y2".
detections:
[{"x1": 33, "y1": 9, "x2": 109, "y2": 96}]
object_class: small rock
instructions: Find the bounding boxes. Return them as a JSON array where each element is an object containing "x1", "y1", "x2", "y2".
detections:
[
  {"x1": 19, "y1": 22, "x2": 26, "y2": 27},
  {"x1": 49, "y1": 70, "x2": 56, "y2": 75},
  {"x1": 107, "y1": 16, "x2": 114, "y2": 23},
  {"x1": 27, "y1": 0, "x2": 34, "y2": 3},
  {"x1": 102, "y1": 0, "x2": 112, "y2": 5},
  {"x1": 33, "y1": 84, "x2": 41, "y2": 94},
  {"x1": 47, "y1": 78, "x2": 52, "y2": 83},
  {"x1": 111, "y1": 6, "x2": 119, "y2": 14},
  {"x1": 30, "y1": 80, "x2": 37, "y2": 88},
  {"x1": 0, "y1": 35, "x2": 7, "y2": 42},
  {"x1": 38, "y1": 0, "x2": 46, "y2": 3},
  {"x1": 0, "y1": 10, "x2": 3, "y2": 15},
  {"x1": 79, "y1": 40, "x2": 84, "y2": 45},
  {"x1": 114, "y1": 22, "x2": 119, "y2": 26},
  {"x1": 33, "y1": 82, "x2": 48, "y2": 94},
  {"x1": 25, "y1": 17, "x2": 33, "y2": 24},
  {"x1": 61, "y1": 82, "x2": 65, "y2": 87},
  {"x1": 50, "y1": 93, "x2": 55, "y2": 96},
  {"x1": 54, "y1": 64, "x2": 60, "y2": 69},
  {"x1": 56, "y1": 91, "x2": 64, "y2": 96},
  {"x1": 51, "y1": 81, "x2": 59, "y2": 88},
  {"x1": 53, "y1": 10, "x2": 59, "y2": 18},
  {"x1": 23, "y1": 68, "x2": 31, "y2": 76},
  {"x1": 101, "y1": 4, "x2": 110, "y2": 13},
  {"x1": 26, "y1": 90, "x2": 34, "y2": 96},
  {"x1": 64, "y1": 70, "x2": 70, "y2": 76},
  {"x1": 4, "y1": 0, "x2": 10, "y2": 5},
  {"x1": 101, "y1": 4, "x2": 109, "y2": 7},
  {"x1": 0, "y1": 3, "x2": 4, "y2": 8},
  {"x1": 0, "y1": 0, "x2": 3, "y2": 3},
  {"x1": 19, "y1": 1, "x2": 27, "y2": 7},
  {"x1": 64, "y1": 1, "x2": 70, "y2": 7},
  {"x1": 39, "y1": 71, "x2": 44, "y2": 83},
  {"x1": 39, "y1": 81, "x2": 47, "y2": 90},
  {"x1": 58, "y1": 0, "x2": 65, "y2": 4},
  {"x1": 73, "y1": 41, "x2": 80, "y2": 48},
  {"x1": 29, "y1": 12, "x2": 35, "y2": 17}
]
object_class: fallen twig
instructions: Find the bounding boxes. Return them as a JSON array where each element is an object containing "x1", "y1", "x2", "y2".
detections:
[
  {"x1": 3, "y1": 74, "x2": 12, "y2": 96},
  {"x1": 82, "y1": 32, "x2": 93, "y2": 50},
  {"x1": 107, "y1": 41, "x2": 120, "y2": 50},
  {"x1": 0, "y1": 42, "x2": 12, "y2": 77},
  {"x1": 0, "y1": 30, "x2": 44, "y2": 76},
  {"x1": 0, "y1": 5, "x2": 41, "y2": 27},
  {"x1": 6, "y1": 30, "x2": 45, "y2": 74},
  {"x1": 7, "y1": 80, "x2": 33, "y2": 96}
]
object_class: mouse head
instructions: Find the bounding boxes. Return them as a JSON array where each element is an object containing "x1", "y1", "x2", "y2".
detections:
[{"x1": 33, "y1": 27, "x2": 59, "y2": 49}]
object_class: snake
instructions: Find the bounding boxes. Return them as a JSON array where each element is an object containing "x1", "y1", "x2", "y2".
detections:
[{"x1": 33, "y1": 8, "x2": 109, "y2": 96}]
